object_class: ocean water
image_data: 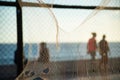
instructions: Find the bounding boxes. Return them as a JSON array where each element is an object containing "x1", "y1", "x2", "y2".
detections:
[{"x1": 0, "y1": 42, "x2": 120, "y2": 65}]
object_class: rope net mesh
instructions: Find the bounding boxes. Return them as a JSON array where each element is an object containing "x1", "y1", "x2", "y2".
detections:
[{"x1": 16, "y1": 0, "x2": 120, "y2": 80}]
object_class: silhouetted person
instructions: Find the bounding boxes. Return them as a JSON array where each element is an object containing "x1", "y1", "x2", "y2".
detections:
[
  {"x1": 99, "y1": 35, "x2": 110, "y2": 70},
  {"x1": 38, "y1": 42, "x2": 50, "y2": 64},
  {"x1": 87, "y1": 32, "x2": 97, "y2": 61},
  {"x1": 87, "y1": 32, "x2": 97, "y2": 72},
  {"x1": 37, "y1": 42, "x2": 50, "y2": 80},
  {"x1": 33, "y1": 42, "x2": 50, "y2": 79},
  {"x1": 16, "y1": 42, "x2": 50, "y2": 80}
]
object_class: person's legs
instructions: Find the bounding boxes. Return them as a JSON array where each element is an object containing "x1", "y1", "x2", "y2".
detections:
[
  {"x1": 105, "y1": 53, "x2": 108, "y2": 65},
  {"x1": 103, "y1": 53, "x2": 108, "y2": 71},
  {"x1": 91, "y1": 52, "x2": 96, "y2": 61},
  {"x1": 90, "y1": 52, "x2": 96, "y2": 72},
  {"x1": 99, "y1": 54, "x2": 103, "y2": 71}
]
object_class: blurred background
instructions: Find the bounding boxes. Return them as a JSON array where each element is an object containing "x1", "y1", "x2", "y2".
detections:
[{"x1": 0, "y1": 0, "x2": 120, "y2": 80}]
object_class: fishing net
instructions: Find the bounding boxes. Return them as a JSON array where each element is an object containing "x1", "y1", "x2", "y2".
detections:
[{"x1": 16, "y1": 0, "x2": 120, "y2": 80}]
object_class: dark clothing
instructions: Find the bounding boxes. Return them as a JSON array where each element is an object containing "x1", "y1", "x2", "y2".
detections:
[
  {"x1": 99, "y1": 40, "x2": 109, "y2": 53},
  {"x1": 90, "y1": 52, "x2": 96, "y2": 61},
  {"x1": 99, "y1": 39, "x2": 109, "y2": 64},
  {"x1": 38, "y1": 48, "x2": 49, "y2": 63}
]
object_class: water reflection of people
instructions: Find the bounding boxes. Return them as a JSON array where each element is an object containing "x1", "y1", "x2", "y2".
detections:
[{"x1": 99, "y1": 35, "x2": 110, "y2": 71}]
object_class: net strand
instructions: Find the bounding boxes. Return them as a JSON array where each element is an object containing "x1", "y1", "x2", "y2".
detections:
[
  {"x1": 58, "y1": 0, "x2": 111, "y2": 33},
  {"x1": 37, "y1": 0, "x2": 59, "y2": 48},
  {"x1": 16, "y1": 0, "x2": 59, "y2": 79},
  {"x1": 18, "y1": 0, "x2": 59, "y2": 48},
  {"x1": 15, "y1": 0, "x2": 119, "y2": 80}
]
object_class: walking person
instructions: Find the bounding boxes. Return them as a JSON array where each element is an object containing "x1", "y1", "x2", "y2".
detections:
[
  {"x1": 87, "y1": 32, "x2": 97, "y2": 61},
  {"x1": 87, "y1": 32, "x2": 97, "y2": 72},
  {"x1": 99, "y1": 35, "x2": 110, "y2": 71}
]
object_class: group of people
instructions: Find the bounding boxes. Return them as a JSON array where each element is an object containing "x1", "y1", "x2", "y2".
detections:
[
  {"x1": 15, "y1": 32, "x2": 110, "y2": 79},
  {"x1": 87, "y1": 32, "x2": 110, "y2": 70}
]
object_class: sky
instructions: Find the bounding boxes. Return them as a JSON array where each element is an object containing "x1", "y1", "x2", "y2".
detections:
[{"x1": 0, "y1": 0, "x2": 120, "y2": 43}]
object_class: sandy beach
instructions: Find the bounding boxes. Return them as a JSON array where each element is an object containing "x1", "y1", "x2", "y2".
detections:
[
  {"x1": 0, "y1": 57, "x2": 120, "y2": 80},
  {"x1": 14, "y1": 57, "x2": 120, "y2": 80}
]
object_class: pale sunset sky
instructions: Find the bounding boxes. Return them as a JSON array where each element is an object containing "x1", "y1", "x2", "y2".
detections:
[{"x1": 0, "y1": 0, "x2": 120, "y2": 43}]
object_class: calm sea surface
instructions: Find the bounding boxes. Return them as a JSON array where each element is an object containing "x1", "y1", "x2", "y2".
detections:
[{"x1": 0, "y1": 42, "x2": 120, "y2": 65}]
